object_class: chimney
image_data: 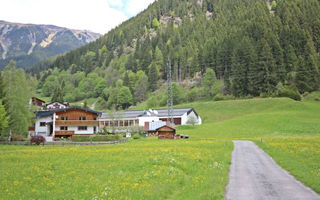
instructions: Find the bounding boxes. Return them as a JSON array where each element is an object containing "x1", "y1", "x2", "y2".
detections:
[{"x1": 144, "y1": 122, "x2": 150, "y2": 131}]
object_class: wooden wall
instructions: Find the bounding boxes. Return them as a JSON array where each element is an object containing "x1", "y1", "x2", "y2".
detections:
[{"x1": 56, "y1": 108, "x2": 98, "y2": 120}]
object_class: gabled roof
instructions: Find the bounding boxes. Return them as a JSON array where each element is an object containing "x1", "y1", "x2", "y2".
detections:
[
  {"x1": 36, "y1": 106, "x2": 101, "y2": 118},
  {"x1": 45, "y1": 101, "x2": 69, "y2": 106},
  {"x1": 156, "y1": 125, "x2": 175, "y2": 131},
  {"x1": 148, "y1": 121, "x2": 166, "y2": 131},
  {"x1": 100, "y1": 108, "x2": 198, "y2": 119},
  {"x1": 32, "y1": 97, "x2": 46, "y2": 103}
]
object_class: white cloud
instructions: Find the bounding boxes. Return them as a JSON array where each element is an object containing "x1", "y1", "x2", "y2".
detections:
[
  {"x1": 0, "y1": 0, "x2": 156, "y2": 34},
  {"x1": 106, "y1": 0, "x2": 124, "y2": 9},
  {"x1": 125, "y1": 0, "x2": 156, "y2": 17},
  {"x1": 0, "y1": 0, "x2": 128, "y2": 34}
]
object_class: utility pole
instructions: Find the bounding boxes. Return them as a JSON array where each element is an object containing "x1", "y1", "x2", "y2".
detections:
[{"x1": 167, "y1": 57, "x2": 173, "y2": 125}]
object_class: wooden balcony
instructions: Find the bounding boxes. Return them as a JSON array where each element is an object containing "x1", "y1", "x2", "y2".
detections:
[
  {"x1": 55, "y1": 130, "x2": 75, "y2": 136},
  {"x1": 55, "y1": 120, "x2": 98, "y2": 126}
]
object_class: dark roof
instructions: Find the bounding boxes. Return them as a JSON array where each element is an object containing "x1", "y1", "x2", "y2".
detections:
[
  {"x1": 36, "y1": 106, "x2": 101, "y2": 118},
  {"x1": 100, "y1": 108, "x2": 197, "y2": 119},
  {"x1": 32, "y1": 97, "x2": 45, "y2": 103}
]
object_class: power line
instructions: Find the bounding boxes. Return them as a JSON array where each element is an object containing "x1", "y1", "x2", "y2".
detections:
[{"x1": 167, "y1": 56, "x2": 173, "y2": 125}]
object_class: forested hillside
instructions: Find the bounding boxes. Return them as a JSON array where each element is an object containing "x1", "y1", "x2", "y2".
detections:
[{"x1": 28, "y1": 0, "x2": 320, "y2": 110}]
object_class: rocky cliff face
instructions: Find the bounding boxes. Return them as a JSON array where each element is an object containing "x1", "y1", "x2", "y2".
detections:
[{"x1": 0, "y1": 20, "x2": 101, "y2": 69}]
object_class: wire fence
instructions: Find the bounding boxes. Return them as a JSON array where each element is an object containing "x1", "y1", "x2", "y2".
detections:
[{"x1": 0, "y1": 139, "x2": 128, "y2": 146}]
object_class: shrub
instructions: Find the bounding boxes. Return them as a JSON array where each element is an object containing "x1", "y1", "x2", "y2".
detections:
[
  {"x1": 213, "y1": 93, "x2": 224, "y2": 101},
  {"x1": 72, "y1": 135, "x2": 90, "y2": 142},
  {"x1": 72, "y1": 135, "x2": 121, "y2": 142},
  {"x1": 30, "y1": 136, "x2": 46, "y2": 145},
  {"x1": 278, "y1": 88, "x2": 301, "y2": 101},
  {"x1": 12, "y1": 135, "x2": 26, "y2": 141},
  {"x1": 132, "y1": 134, "x2": 141, "y2": 139}
]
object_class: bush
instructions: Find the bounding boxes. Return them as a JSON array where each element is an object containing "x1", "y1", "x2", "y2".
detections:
[
  {"x1": 132, "y1": 134, "x2": 141, "y2": 139},
  {"x1": 12, "y1": 135, "x2": 26, "y2": 141},
  {"x1": 213, "y1": 93, "x2": 224, "y2": 101},
  {"x1": 30, "y1": 136, "x2": 46, "y2": 145},
  {"x1": 278, "y1": 88, "x2": 301, "y2": 101},
  {"x1": 186, "y1": 88, "x2": 202, "y2": 102}
]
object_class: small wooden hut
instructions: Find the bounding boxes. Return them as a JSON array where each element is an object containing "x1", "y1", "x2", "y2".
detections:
[{"x1": 157, "y1": 125, "x2": 176, "y2": 139}]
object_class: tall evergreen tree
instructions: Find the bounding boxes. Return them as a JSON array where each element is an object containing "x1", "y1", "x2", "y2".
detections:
[
  {"x1": 148, "y1": 63, "x2": 158, "y2": 91},
  {"x1": 203, "y1": 68, "x2": 217, "y2": 97},
  {"x1": 51, "y1": 85, "x2": 64, "y2": 102}
]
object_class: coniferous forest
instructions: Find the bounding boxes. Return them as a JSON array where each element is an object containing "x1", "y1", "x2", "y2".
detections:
[{"x1": 26, "y1": 0, "x2": 320, "y2": 110}]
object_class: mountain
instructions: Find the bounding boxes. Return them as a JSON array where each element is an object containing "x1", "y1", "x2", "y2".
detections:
[
  {"x1": 0, "y1": 20, "x2": 101, "y2": 69},
  {"x1": 28, "y1": 0, "x2": 320, "y2": 110}
]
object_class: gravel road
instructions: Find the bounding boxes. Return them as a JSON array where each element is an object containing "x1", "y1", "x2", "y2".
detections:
[{"x1": 226, "y1": 140, "x2": 320, "y2": 200}]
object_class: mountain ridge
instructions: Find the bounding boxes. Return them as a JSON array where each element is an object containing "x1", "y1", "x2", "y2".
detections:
[{"x1": 0, "y1": 20, "x2": 101, "y2": 69}]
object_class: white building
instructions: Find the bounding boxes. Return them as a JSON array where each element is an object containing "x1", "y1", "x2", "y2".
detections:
[
  {"x1": 29, "y1": 106, "x2": 100, "y2": 141},
  {"x1": 98, "y1": 108, "x2": 202, "y2": 128}
]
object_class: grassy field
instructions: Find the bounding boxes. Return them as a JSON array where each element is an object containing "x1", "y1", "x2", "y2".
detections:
[
  {"x1": 0, "y1": 139, "x2": 232, "y2": 200},
  {"x1": 255, "y1": 136, "x2": 320, "y2": 194},
  {"x1": 176, "y1": 98, "x2": 320, "y2": 193},
  {"x1": 1, "y1": 97, "x2": 320, "y2": 199}
]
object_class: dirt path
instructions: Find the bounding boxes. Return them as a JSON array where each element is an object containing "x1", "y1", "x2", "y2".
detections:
[{"x1": 226, "y1": 140, "x2": 320, "y2": 200}]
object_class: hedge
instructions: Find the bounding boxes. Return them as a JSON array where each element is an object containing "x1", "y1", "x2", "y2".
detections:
[{"x1": 72, "y1": 135, "x2": 121, "y2": 142}]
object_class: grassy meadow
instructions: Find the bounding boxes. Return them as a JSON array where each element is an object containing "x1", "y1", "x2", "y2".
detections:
[
  {"x1": 0, "y1": 139, "x2": 232, "y2": 200},
  {"x1": 176, "y1": 97, "x2": 320, "y2": 193},
  {"x1": 1, "y1": 97, "x2": 320, "y2": 199}
]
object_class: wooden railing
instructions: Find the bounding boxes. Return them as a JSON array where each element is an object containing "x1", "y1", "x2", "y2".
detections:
[
  {"x1": 55, "y1": 120, "x2": 98, "y2": 126},
  {"x1": 55, "y1": 130, "x2": 75, "y2": 136}
]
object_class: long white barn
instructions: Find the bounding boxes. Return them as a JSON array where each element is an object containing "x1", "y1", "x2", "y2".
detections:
[{"x1": 98, "y1": 108, "x2": 202, "y2": 128}]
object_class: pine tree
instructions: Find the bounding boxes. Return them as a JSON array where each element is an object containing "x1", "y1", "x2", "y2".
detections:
[
  {"x1": 148, "y1": 63, "x2": 158, "y2": 91},
  {"x1": 203, "y1": 68, "x2": 217, "y2": 97},
  {"x1": 51, "y1": 85, "x2": 64, "y2": 102}
]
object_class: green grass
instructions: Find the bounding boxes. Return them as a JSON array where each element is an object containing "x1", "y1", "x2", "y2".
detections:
[
  {"x1": 0, "y1": 139, "x2": 233, "y2": 199},
  {"x1": 177, "y1": 98, "x2": 320, "y2": 139},
  {"x1": 255, "y1": 136, "x2": 320, "y2": 193},
  {"x1": 175, "y1": 97, "x2": 320, "y2": 193},
  {"x1": 2, "y1": 97, "x2": 320, "y2": 198}
]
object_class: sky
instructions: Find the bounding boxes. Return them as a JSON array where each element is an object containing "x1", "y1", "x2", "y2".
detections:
[{"x1": 0, "y1": 0, "x2": 156, "y2": 34}]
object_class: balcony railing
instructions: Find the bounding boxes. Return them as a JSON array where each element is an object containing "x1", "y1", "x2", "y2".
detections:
[
  {"x1": 55, "y1": 130, "x2": 75, "y2": 136},
  {"x1": 55, "y1": 120, "x2": 98, "y2": 126}
]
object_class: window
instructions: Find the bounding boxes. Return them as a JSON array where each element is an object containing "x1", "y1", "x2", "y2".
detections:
[
  {"x1": 79, "y1": 116, "x2": 86, "y2": 120},
  {"x1": 40, "y1": 122, "x2": 46, "y2": 127},
  {"x1": 78, "y1": 126, "x2": 87, "y2": 131},
  {"x1": 61, "y1": 116, "x2": 68, "y2": 120},
  {"x1": 60, "y1": 126, "x2": 68, "y2": 130}
]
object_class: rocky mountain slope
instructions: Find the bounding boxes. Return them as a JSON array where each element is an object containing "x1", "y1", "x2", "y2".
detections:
[{"x1": 0, "y1": 20, "x2": 101, "y2": 69}]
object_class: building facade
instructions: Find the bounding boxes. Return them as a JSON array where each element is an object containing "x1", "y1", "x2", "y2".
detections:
[
  {"x1": 99, "y1": 108, "x2": 202, "y2": 129},
  {"x1": 29, "y1": 106, "x2": 100, "y2": 141}
]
